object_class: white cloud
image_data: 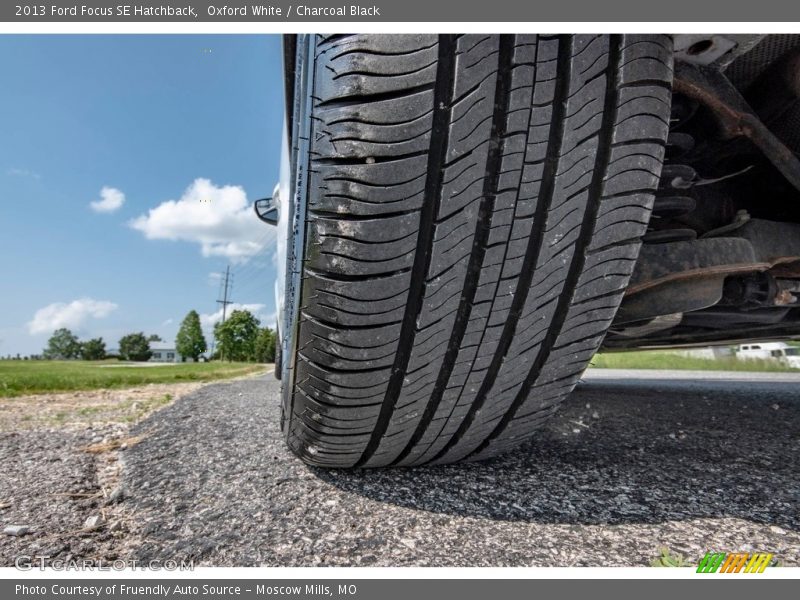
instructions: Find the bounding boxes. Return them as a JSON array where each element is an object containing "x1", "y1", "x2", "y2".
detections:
[
  {"x1": 200, "y1": 303, "x2": 266, "y2": 330},
  {"x1": 27, "y1": 298, "x2": 118, "y2": 335},
  {"x1": 90, "y1": 186, "x2": 126, "y2": 213},
  {"x1": 129, "y1": 178, "x2": 273, "y2": 263},
  {"x1": 162, "y1": 318, "x2": 174, "y2": 327},
  {"x1": 7, "y1": 167, "x2": 41, "y2": 180}
]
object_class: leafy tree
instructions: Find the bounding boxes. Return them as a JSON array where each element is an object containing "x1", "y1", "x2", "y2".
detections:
[
  {"x1": 175, "y1": 310, "x2": 207, "y2": 361},
  {"x1": 80, "y1": 337, "x2": 106, "y2": 361},
  {"x1": 119, "y1": 332, "x2": 152, "y2": 362},
  {"x1": 43, "y1": 328, "x2": 81, "y2": 360},
  {"x1": 214, "y1": 310, "x2": 260, "y2": 362},
  {"x1": 253, "y1": 327, "x2": 277, "y2": 363},
  {"x1": 148, "y1": 334, "x2": 163, "y2": 342}
]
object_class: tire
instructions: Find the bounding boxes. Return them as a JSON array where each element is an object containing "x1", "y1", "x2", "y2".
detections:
[{"x1": 284, "y1": 34, "x2": 672, "y2": 468}]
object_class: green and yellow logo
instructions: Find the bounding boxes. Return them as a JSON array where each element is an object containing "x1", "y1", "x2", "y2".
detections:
[{"x1": 697, "y1": 552, "x2": 774, "y2": 573}]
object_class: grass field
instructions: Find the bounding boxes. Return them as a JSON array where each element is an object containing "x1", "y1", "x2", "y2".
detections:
[
  {"x1": 0, "y1": 360, "x2": 268, "y2": 398},
  {"x1": 590, "y1": 351, "x2": 799, "y2": 372}
]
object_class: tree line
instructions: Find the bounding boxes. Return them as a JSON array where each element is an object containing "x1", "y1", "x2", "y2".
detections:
[{"x1": 24, "y1": 309, "x2": 277, "y2": 363}]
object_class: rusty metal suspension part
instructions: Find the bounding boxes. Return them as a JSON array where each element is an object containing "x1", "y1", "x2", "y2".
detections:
[{"x1": 673, "y1": 60, "x2": 800, "y2": 193}]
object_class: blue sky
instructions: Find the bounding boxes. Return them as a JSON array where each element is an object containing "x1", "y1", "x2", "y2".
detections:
[{"x1": 0, "y1": 35, "x2": 284, "y2": 356}]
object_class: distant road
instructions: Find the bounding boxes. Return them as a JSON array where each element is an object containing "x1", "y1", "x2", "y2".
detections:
[{"x1": 584, "y1": 367, "x2": 800, "y2": 383}]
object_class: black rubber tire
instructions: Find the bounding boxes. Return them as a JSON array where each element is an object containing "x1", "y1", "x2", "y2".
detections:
[{"x1": 285, "y1": 34, "x2": 672, "y2": 468}]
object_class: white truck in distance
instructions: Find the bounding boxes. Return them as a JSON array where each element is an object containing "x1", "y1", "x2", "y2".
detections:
[{"x1": 737, "y1": 343, "x2": 800, "y2": 369}]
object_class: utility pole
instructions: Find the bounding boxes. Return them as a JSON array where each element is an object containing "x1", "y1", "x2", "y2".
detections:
[
  {"x1": 215, "y1": 265, "x2": 233, "y2": 361},
  {"x1": 217, "y1": 265, "x2": 233, "y2": 323}
]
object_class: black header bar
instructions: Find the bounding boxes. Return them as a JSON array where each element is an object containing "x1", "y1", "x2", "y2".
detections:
[{"x1": 3, "y1": 0, "x2": 800, "y2": 22}]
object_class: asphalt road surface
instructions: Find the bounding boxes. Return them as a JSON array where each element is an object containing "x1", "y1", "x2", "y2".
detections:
[{"x1": 109, "y1": 368, "x2": 800, "y2": 567}]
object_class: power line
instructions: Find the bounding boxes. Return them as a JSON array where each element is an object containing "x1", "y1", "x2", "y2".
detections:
[
  {"x1": 229, "y1": 275, "x2": 267, "y2": 299},
  {"x1": 230, "y1": 263, "x2": 272, "y2": 305},
  {"x1": 232, "y1": 257, "x2": 271, "y2": 285},
  {"x1": 230, "y1": 230, "x2": 276, "y2": 282},
  {"x1": 231, "y1": 231, "x2": 275, "y2": 275}
]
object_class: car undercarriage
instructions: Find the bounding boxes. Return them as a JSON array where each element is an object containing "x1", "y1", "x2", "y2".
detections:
[{"x1": 607, "y1": 34, "x2": 800, "y2": 349}]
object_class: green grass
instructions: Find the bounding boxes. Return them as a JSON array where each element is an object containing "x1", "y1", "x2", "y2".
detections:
[
  {"x1": 650, "y1": 547, "x2": 689, "y2": 568},
  {"x1": 0, "y1": 360, "x2": 267, "y2": 397},
  {"x1": 591, "y1": 351, "x2": 798, "y2": 372}
]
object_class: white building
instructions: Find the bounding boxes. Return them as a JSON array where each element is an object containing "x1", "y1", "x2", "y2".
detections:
[{"x1": 149, "y1": 343, "x2": 183, "y2": 363}]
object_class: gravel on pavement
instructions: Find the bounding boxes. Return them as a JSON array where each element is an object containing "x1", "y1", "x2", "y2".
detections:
[
  {"x1": 116, "y1": 370, "x2": 800, "y2": 566},
  {"x1": 2, "y1": 370, "x2": 797, "y2": 567}
]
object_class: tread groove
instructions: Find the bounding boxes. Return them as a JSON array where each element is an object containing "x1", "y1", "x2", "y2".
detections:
[
  {"x1": 354, "y1": 35, "x2": 457, "y2": 468},
  {"x1": 467, "y1": 35, "x2": 623, "y2": 459},
  {"x1": 391, "y1": 35, "x2": 515, "y2": 466},
  {"x1": 426, "y1": 34, "x2": 575, "y2": 465}
]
